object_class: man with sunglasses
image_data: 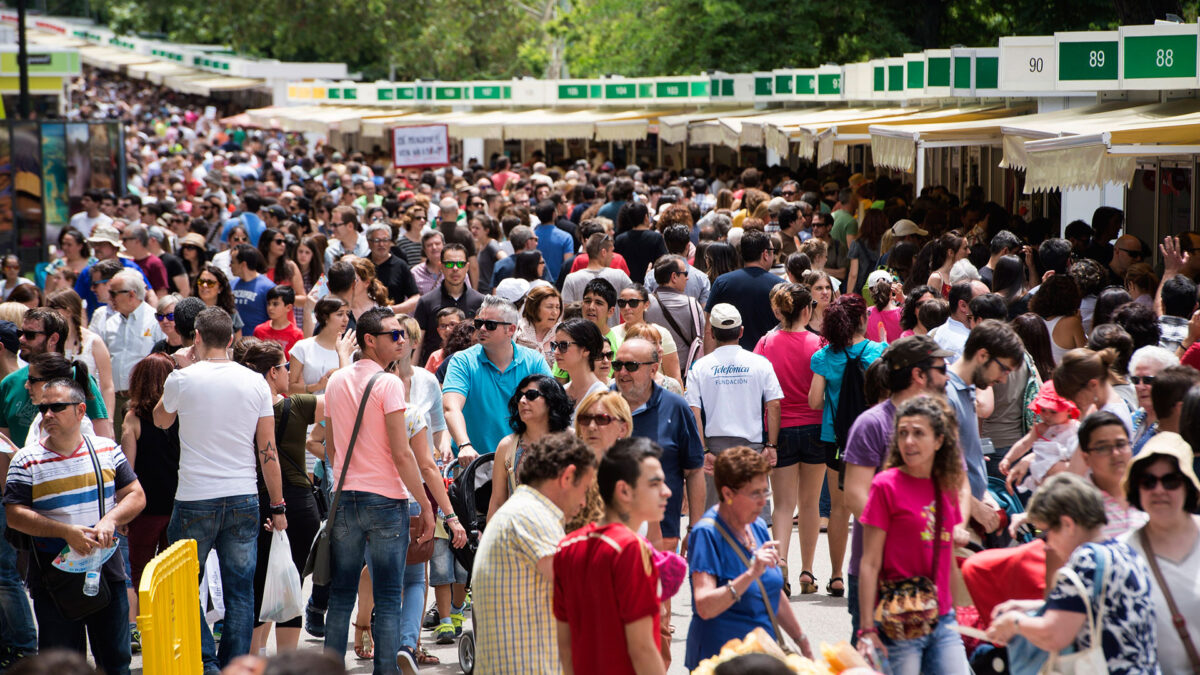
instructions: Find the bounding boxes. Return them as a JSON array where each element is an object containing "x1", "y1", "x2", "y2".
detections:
[
  {"x1": 96, "y1": 270, "x2": 163, "y2": 441},
  {"x1": 414, "y1": 243, "x2": 484, "y2": 363},
  {"x1": 1105, "y1": 234, "x2": 1146, "y2": 289},
  {"x1": 613, "y1": 337, "x2": 703, "y2": 555},
  {"x1": 443, "y1": 297, "x2": 553, "y2": 468},
  {"x1": 74, "y1": 224, "x2": 156, "y2": 323}
]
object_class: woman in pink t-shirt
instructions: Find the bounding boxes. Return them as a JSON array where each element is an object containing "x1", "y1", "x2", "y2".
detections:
[
  {"x1": 857, "y1": 395, "x2": 969, "y2": 673},
  {"x1": 755, "y1": 282, "x2": 826, "y2": 596},
  {"x1": 865, "y1": 274, "x2": 904, "y2": 344}
]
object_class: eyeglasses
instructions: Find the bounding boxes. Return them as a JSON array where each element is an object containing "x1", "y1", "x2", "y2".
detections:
[
  {"x1": 111, "y1": 289, "x2": 136, "y2": 297},
  {"x1": 578, "y1": 413, "x2": 617, "y2": 427},
  {"x1": 369, "y1": 329, "x2": 406, "y2": 342},
  {"x1": 549, "y1": 341, "x2": 576, "y2": 352},
  {"x1": 781, "y1": 190, "x2": 796, "y2": 197},
  {"x1": 90, "y1": 279, "x2": 110, "y2": 289},
  {"x1": 368, "y1": 238, "x2": 392, "y2": 245},
  {"x1": 444, "y1": 261, "x2": 467, "y2": 270},
  {"x1": 738, "y1": 486, "x2": 772, "y2": 500},
  {"x1": 616, "y1": 299, "x2": 644, "y2": 309},
  {"x1": 518, "y1": 389, "x2": 544, "y2": 402},
  {"x1": 473, "y1": 319, "x2": 512, "y2": 331},
  {"x1": 925, "y1": 364, "x2": 948, "y2": 374},
  {"x1": 612, "y1": 360, "x2": 656, "y2": 373},
  {"x1": 1085, "y1": 439, "x2": 1130, "y2": 455},
  {"x1": 272, "y1": 362, "x2": 291, "y2": 372},
  {"x1": 987, "y1": 357, "x2": 1015, "y2": 376},
  {"x1": 1129, "y1": 375, "x2": 1156, "y2": 385},
  {"x1": 155, "y1": 312, "x2": 175, "y2": 322},
  {"x1": 197, "y1": 278, "x2": 219, "y2": 288},
  {"x1": 36, "y1": 401, "x2": 77, "y2": 414},
  {"x1": 1138, "y1": 472, "x2": 1186, "y2": 491},
  {"x1": 20, "y1": 329, "x2": 43, "y2": 341},
  {"x1": 599, "y1": 350, "x2": 615, "y2": 360}
]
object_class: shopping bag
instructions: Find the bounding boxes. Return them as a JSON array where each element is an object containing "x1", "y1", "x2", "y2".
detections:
[{"x1": 258, "y1": 530, "x2": 304, "y2": 623}]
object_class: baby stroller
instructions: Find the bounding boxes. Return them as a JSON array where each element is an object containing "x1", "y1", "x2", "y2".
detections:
[{"x1": 445, "y1": 453, "x2": 494, "y2": 674}]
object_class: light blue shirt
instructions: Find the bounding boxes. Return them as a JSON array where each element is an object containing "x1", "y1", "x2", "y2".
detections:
[
  {"x1": 946, "y1": 370, "x2": 987, "y2": 499},
  {"x1": 442, "y1": 341, "x2": 553, "y2": 454}
]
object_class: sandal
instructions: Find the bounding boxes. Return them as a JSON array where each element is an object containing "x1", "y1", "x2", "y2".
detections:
[
  {"x1": 781, "y1": 564, "x2": 792, "y2": 597},
  {"x1": 354, "y1": 622, "x2": 374, "y2": 660},
  {"x1": 798, "y1": 570, "x2": 818, "y2": 595},
  {"x1": 827, "y1": 576, "x2": 845, "y2": 597},
  {"x1": 416, "y1": 645, "x2": 440, "y2": 665}
]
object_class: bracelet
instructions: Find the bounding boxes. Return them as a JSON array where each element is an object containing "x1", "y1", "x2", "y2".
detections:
[
  {"x1": 444, "y1": 513, "x2": 459, "y2": 522},
  {"x1": 270, "y1": 500, "x2": 286, "y2": 507},
  {"x1": 726, "y1": 582, "x2": 740, "y2": 603},
  {"x1": 459, "y1": 442, "x2": 473, "y2": 450},
  {"x1": 855, "y1": 627, "x2": 877, "y2": 639}
]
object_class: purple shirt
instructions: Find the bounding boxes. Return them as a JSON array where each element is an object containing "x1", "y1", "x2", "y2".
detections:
[{"x1": 843, "y1": 398, "x2": 896, "y2": 577}]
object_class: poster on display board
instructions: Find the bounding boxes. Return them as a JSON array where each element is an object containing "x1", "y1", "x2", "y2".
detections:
[{"x1": 390, "y1": 124, "x2": 449, "y2": 168}]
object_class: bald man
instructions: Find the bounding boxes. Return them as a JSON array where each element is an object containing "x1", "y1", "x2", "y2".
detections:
[{"x1": 1105, "y1": 234, "x2": 1145, "y2": 287}]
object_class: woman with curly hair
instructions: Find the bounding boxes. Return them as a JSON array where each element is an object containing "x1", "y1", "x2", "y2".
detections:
[
  {"x1": 899, "y1": 285, "x2": 937, "y2": 337},
  {"x1": 488, "y1": 374, "x2": 575, "y2": 516},
  {"x1": 809, "y1": 293, "x2": 888, "y2": 597},
  {"x1": 1029, "y1": 273, "x2": 1087, "y2": 367},
  {"x1": 857, "y1": 395, "x2": 968, "y2": 671},
  {"x1": 192, "y1": 262, "x2": 244, "y2": 334}
]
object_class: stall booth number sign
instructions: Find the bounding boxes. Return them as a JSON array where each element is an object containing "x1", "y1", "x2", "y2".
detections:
[
  {"x1": 391, "y1": 124, "x2": 449, "y2": 168},
  {"x1": 1124, "y1": 34, "x2": 1197, "y2": 81},
  {"x1": 1059, "y1": 41, "x2": 1118, "y2": 81}
]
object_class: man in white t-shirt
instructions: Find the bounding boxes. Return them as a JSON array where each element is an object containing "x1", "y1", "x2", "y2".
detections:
[
  {"x1": 685, "y1": 303, "x2": 783, "y2": 510},
  {"x1": 68, "y1": 189, "x2": 114, "y2": 237},
  {"x1": 153, "y1": 307, "x2": 285, "y2": 672}
]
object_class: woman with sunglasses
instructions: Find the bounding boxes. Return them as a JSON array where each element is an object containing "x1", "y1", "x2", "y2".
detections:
[
  {"x1": 515, "y1": 285, "x2": 562, "y2": 367},
  {"x1": 488, "y1": 374, "x2": 575, "y2": 517},
  {"x1": 594, "y1": 343, "x2": 616, "y2": 384},
  {"x1": 609, "y1": 284, "x2": 683, "y2": 385},
  {"x1": 148, "y1": 294, "x2": 187, "y2": 355},
  {"x1": 45, "y1": 288, "x2": 115, "y2": 418},
  {"x1": 551, "y1": 318, "x2": 606, "y2": 405},
  {"x1": 395, "y1": 205, "x2": 427, "y2": 268},
  {"x1": 192, "y1": 263, "x2": 244, "y2": 335},
  {"x1": 212, "y1": 224, "x2": 250, "y2": 282},
  {"x1": 258, "y1": 227, "x2": 307, "y2": 315},
  {"x1": 564, "y1": 390, "x2": 633, "y2": 534},
  {"x1": 235, "y1": 339, "x2": 324, "y2": 657}
]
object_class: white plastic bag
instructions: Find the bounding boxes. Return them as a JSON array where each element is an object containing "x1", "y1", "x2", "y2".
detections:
[{"x1": 258, "y1": 530, "x2": 303, "y2": 623}]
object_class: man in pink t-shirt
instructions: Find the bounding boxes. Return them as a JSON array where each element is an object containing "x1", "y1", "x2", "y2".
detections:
[{"x1": 321, "y1": 306, "x2": 433, "y2": 668}]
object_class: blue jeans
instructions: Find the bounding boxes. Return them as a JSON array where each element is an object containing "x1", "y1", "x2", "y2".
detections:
[
  {"x1": 168, "y1": 495, "x2": 259, "y2": 673},
  {"x1": 880, "y1": 612, "x2": 970, "y2": 675},
  {"x1": 324, "y1": 491, "x2": 410, "y2": 674},
  {"x1": 0, "y1": 506, "x2": 37, "y2": 651},
  {"x1": 32, "y1": 579, "x2": 130, "y2": 674},
  {"x1": 398, "y1": 502, "x2": 426, "y2": 651}
]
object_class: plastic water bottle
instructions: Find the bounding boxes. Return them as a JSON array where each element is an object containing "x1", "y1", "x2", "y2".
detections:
[{"x1": 82, "y1": 566, "x2": 101, "y2": 597}]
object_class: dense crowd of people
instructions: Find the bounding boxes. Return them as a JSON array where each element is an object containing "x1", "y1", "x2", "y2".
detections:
[{"x1": 1, "y1": 72, "x2": 1200, "y2": 675}]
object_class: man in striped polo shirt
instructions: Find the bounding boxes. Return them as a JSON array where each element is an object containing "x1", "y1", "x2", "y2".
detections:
[{"x1": 4, "y1": 377, "x2": 146, "y2": 673}]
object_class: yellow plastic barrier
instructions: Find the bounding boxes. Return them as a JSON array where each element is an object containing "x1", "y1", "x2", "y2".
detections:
[{"x1": 137, "y1": 539, "x2": 202, "y2": 675}]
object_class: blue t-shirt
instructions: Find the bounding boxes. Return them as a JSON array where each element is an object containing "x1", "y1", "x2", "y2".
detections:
[
  {"x1": 946, "y1": 370, "x2": 987, "y2": 499},
  {"x1": 685, "y1": 507, "x2": 783, "y2": 669},
  {"x1": 809, "y1": 339, "x2": 887, "y2": 443},
  {"x1": 232, "y1": 275, "x2": 276, "y2": 336},
  {"x1": 706, "y1": 268, "x2": 784, "y2": 350},
  {"x1": 442, "y1": 342, "x2": 553, "y2": 455},
  {"x1": 222, "y1": 212, "x2": 266, "y2": 246},
  {"x1": 534, "y1": 223, "x2": 574, "y2": 280},
  {"x1": 74, "y1": 259, "x2": 153, "y2": 321},
  {"x1": 627, "y1": 383, "x2": 704, "y2": 539}
]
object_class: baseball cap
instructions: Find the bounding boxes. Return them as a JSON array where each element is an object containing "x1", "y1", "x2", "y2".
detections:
[
  {"x1": 881, "y1": 335, "x2": 953, "y2": 371},
  {"x1": 0, "y1": 320, "x2": 18, "y2": 354},
  {"x1": 710, "y1": 303, "x2": 742, "y2": 329},
  {"x1": 767, "y1": 196, "x2": 788, "y2": 215},
  {"x1": 867, "y1": 269, "x2": 897, "y2": 288},
  {"x1": 494, "y1": 278, "x2": 530, "y2": 305},
  {"x1": 266, "y1": 204, "x2": 288, "y2": 220},
  {"x1": 891, "y1": 219, "x2": 928, "y2": 237}
]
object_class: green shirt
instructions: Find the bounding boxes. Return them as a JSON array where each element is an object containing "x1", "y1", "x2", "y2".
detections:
[
  {"x1": 831, "y1": 210, "x2": 858, "y2": 247},
  {"x1": 0, "y1": 366, "x2": 109, "y2": 446}
]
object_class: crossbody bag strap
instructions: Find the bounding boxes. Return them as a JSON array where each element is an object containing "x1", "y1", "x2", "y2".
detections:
[
  {"x1": 84, "y1": 436, "x2": 105, "y2": 519},
  {"x1": 1139, "y1": 529, "x2": 1200, "y2": 672},
  {"x1": 325, "y1": 371, "x2": 385, "y2": 528},
  {"x1": 653, "y1": 290, "x2": 697, "y2": 345},
  {"x1": 699, "y1": 516, "x2": 791, "y2": 651}
]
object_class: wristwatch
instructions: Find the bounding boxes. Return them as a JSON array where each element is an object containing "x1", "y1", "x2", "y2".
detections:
[{"x1": 270, "y1": 502, "x2": 287, "y2": 515}]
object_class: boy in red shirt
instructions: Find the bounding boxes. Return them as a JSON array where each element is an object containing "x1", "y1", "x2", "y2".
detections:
[
  {"x1": 252, "y1": 286, "x2": 303, "y2": 356},
  {"x1": 554, "y1": 437, "x2": 670, "y2": 675}
]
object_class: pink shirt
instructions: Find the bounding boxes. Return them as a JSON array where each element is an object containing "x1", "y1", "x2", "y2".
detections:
[
  {"x1": 866, "y1": 306, "x2": 902, "y2": 343},
  {"x1": 860, "y1": 468, "x2": 963, "y2": 615},
  {"x1": 324, "y1": 359, "x2": 408, "y2": 499},
  {"x1": 754, "y1": 329, "x2": 824, "y2": 427}
]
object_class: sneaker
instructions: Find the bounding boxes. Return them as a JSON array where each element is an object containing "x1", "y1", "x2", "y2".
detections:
[
  {"x1": 450, "y1": 610, "x2": 465, "y2": 636},
  {"x1": 433, "y1": 621, "x2": 456, "y2": 645},
  {"x1": 130, "y1": 625, "x2": 142, "y2": 654},
  {"x1": 422, "y1": 606, "x2": 440, "y2": 629},
  {"x1": 0, "y1": 647, "x2": 31, "y2": 669},
  {"x1": 396, "y1": 646, "x2": 418, "y2": 675},
  {"x1": 305, "y1": 600, "x2": 326, "y2": 638},
  {"x1": 462, "y1": 591, "x2": 472, "y2": 613}
]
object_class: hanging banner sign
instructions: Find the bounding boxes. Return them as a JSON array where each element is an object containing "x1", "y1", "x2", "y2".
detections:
[{"x1": 390, "y1": 124, "x2": 449, "y2": 167}]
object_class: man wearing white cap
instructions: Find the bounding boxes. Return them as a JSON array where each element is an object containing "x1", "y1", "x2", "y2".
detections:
[{"x1": 685, "y1": 304, "x2": 783, "y2": 510}]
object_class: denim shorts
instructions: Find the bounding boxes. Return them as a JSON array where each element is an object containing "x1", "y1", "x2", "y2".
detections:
[
  {"x1": 429, "y1": 537, "x2": 468, "y2": 586},
  {"x1": 775, "y1": 424, "x2": 825, "y2": 468}
]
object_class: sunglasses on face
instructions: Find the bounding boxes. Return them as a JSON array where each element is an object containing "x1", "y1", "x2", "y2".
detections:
[
  {"x1": 600, "y1": 351, "x2": 615, "y2": 360},
  {"x1": 20, "y1": 330, "x2": 43, "y2": 341},
  {"x1": 91, "y1": 279, "x2": 110, "y2": 289},
  {"x1": 272, "y1": 361, "x2": 291, "y2": 372},
  {"x1": 443, "y1": 261, "x2": 467, "y2": 270},
  {"x1": 549, "y1": 341, "x2": 576, "y2": 352},
  {"x1": 155, "y1": 312, "x2": 175, "y2": 322},
  {"x1": 369, "y1": 329, "x2": 406, "y2": 342},
  {"x1": 36, "y1": 401, "x2": 77, "y2": 414},
  {"x1": 197, "y1": 278, "x2": 219, "y2": 288},
  {"x1": 612, "y1": 360, "x2": 655, "y2": 373},
  {"x1": 1139, "y1": 472, "x2": 1186, "y2": 491},
  {"x1": 616, "y1": 299, "x2": 643, "y2": 309},
  {"x1": 518, "y1": 389, "x2": 544, "y2": 402},
  {"x1": 1130, "y1": 375, "x2": 1156, "y2": 385},
  {"x1": 925, "y1": 364, "x2": 948, "y2": 374},
  {"x1": 368, "y1": 238, "x2": 392, "y2": 245},
  {"x1": 577, "y1": 413, "x2": 616, "y2": 427},
  {"x1": 473, "y1": 319, "x2": 512, "y2": 331},
  {"x1": 27, "y1": 373, "x2": 51, "y2": 383}
]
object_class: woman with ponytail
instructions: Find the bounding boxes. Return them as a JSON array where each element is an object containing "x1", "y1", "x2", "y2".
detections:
[
  {"x1": 865, "y1": 273, "x2": 903, "y2": 343},
  {"x1": 349, "y1": 257, "x2": 392, "y2": 317},
  {"x1": 755, "y1": 283, "x2": 828, "y2": 595},
  {"x1": 25, "y1": 352, "x2": 97, "y2": 441},
  {"x1": 809, "y1": 293, "x2": 888, "y2": 597}
]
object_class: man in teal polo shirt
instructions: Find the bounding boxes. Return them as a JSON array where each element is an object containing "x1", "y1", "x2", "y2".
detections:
[{"x1": 444, "y1": 296, "x2": 553, "y2": 465}]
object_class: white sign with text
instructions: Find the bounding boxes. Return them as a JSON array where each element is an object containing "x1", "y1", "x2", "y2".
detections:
[{"x1": 390, "y1": 124, "x2": 449, "y2": 167}]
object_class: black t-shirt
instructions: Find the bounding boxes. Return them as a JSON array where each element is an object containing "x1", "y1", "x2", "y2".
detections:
[
  {"x1": 614, "y1": 229, "x2": 668, "y2": 287},
  {"x1": 134, "y1": 414, "x2": 181, "y2": 516},
  {"x1": 438, "y1": 223, "x2": 477, "y2": 258},
  {"x1": 374, "y1": 254, "x2": 420, "y2": 304},
  {"x1": 413, "y1": 284, "x2": 485, "y2": 360},
  {"x1": 161, "y1": 253, "x2": 188, "y2": 294}
]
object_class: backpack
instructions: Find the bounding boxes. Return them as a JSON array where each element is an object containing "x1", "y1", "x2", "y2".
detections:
[{"x1": 833, "y1": 342, "x2": 871, "y2": 454}]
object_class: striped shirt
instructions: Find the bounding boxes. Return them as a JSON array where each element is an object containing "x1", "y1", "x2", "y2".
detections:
[{"x1": 473, "y1": 485, "x2": 564, "y2": 674}]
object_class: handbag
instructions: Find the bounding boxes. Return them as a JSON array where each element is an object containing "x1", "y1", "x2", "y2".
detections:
[
  {"x1": 874, "y1": 484, "x2": 942, "y2": 641},
  {"x1": 405, "y1": 485, "x2": 437, "y2": 565},
  {"x1": 303, "y1": 372, "x2": 384, "y2": 585},
  {"x1": 1041, "y1": 543, "x2": 1109, "y2": 675},
  {"x1": 1140, "y1": 529, "x2": 1200, "y2": 673},
  {"x1": 37, "y1": 436, "x2": 113, "y2": 621},
  {"x1": 274, "y1": 398, "x2": 326, "y2": 519},
  {"x1": 700, "y1": 516, "x2": 799, "y2": 655}
]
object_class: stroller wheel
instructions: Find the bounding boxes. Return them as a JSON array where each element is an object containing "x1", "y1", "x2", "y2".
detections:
[{"x1": 458, "y1": 629, "x2": 475, "y2": 674}]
